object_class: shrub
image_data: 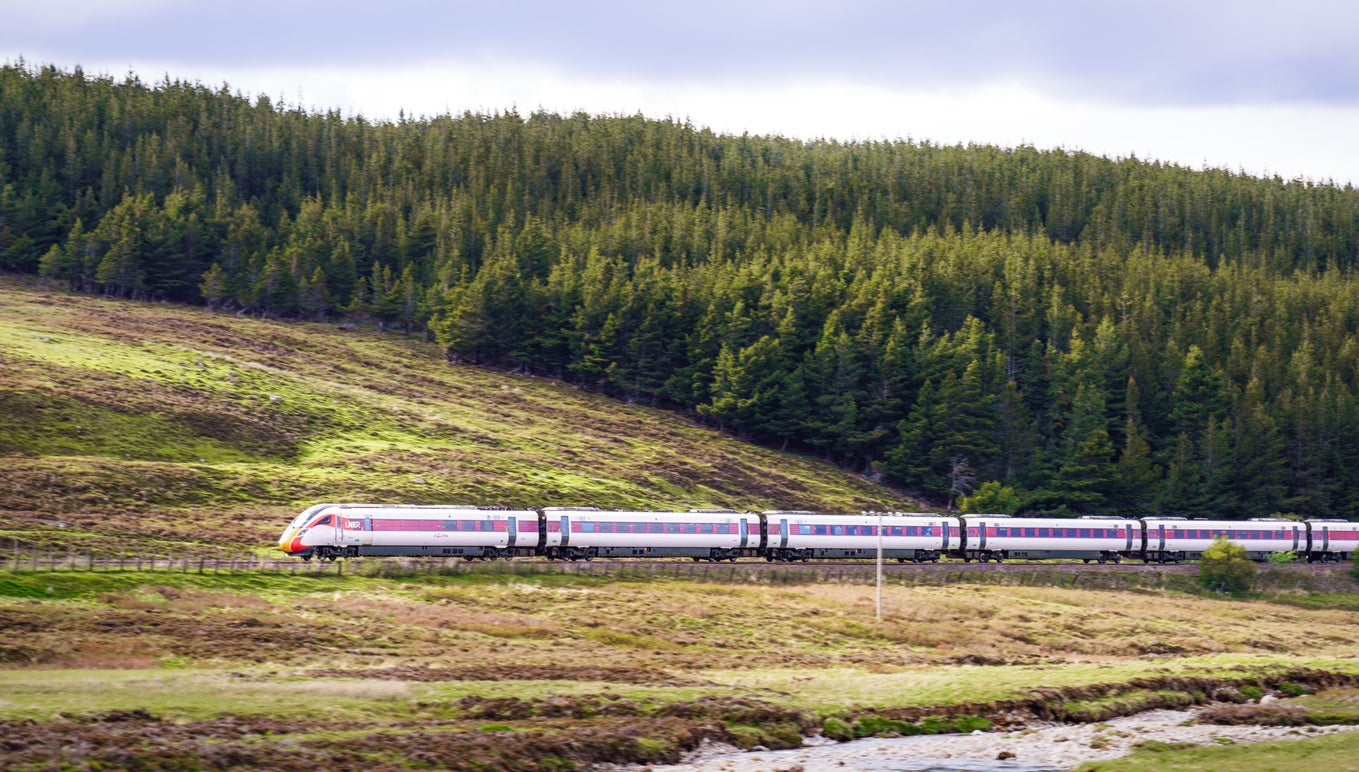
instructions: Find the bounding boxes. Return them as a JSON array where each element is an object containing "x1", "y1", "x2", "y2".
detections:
[
  {"x1": 950, "y1": 715, "x2": 993, "y2": 733},
  {"x1": 820, "y1": 717, "x2": 855, "y2": 742},
  {"x1": 853, "y1": 715, "x2": 914, "y2": 737},
  {"x1": 1280, "y1": 682, "x2": 1309, "y2": 697},
  {"x1": 1198, "y1": 536, "x2": 1257, "y2": 594},
  {"x1": 1267, "y1": 550, "x2": 1298, "y2": 565}
]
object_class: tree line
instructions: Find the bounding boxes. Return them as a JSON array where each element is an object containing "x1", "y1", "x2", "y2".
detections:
[{"x1": 4, "y1": 62, "x2": 1359, "y2": 517}]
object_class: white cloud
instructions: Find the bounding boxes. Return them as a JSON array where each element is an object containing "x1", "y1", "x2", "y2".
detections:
[{"x1": 0, "y1": 0, "x2": 188, "y2": 31}]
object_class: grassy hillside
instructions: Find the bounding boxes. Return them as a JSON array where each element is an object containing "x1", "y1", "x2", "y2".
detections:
[{"x1": 0, "y1": 276, "x2": 915, "y2": 552}]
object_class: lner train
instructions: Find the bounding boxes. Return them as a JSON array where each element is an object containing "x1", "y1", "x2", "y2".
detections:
[{"x1": 278, "y1": 505, "x2": 1358, "y2": 565}]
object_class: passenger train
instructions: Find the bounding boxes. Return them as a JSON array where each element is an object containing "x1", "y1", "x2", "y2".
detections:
[{"x1": 278, "y1": 505, "x2": 1358, "y2": 565}]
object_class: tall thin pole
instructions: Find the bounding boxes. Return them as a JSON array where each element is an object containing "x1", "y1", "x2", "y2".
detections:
[{"x1": 875, "y1": 510, "x2": 883, "y2": 621}]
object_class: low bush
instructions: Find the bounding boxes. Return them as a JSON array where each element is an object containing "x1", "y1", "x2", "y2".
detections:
[{"x1": 1198, "y1": 537, "x2": 1257, "y2": 595}]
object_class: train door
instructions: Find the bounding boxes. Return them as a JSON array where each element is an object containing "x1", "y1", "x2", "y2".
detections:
[
  {"x1": 1321, "y1": 525, "x2": 1330, "y2": 552},
  {"x1": 942, "y1": 520, "x2": 951, "y2": 549},
  {"x1": 338, "y1": 515, "x2": 364, "y2": 548},
  {"x1": 508, "y1": 516, "x2": 518, "y2": 549},
  {"x1": 1290, "y1": 524, "x2": 1300, "y2": 553},
  {"x1": 739, "y1": 518, "x2": 749, "y2": 548},
  {"x1": 977, "y1": 523, "x2": 987, "y2": 551},
  {"x1": 779, "y1": 519, "x2": 789, "y2": 549},
  {"x1": 560, "y1": 515, "x2": 571, "y2": 547},
  {"x1": 1157, "y1": 524, "x2": 1166, "y2": 552}
]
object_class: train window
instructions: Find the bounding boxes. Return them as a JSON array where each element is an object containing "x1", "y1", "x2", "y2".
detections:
[
  {"x1": 581, "y1": 523, "x2": 595, "y2": 533},
  {"x1": 832, "y1": 526, "x2": 843, "y2": 535},
  {"x1": 799, "y1": 525, "x2": 811, "y2": 535},
  {"x1": 1024, "y1": 529, "x2": 1035, "y2": 538},
  {"x1": 846, "y1": 526, "x2": 858, "y2": 536}
]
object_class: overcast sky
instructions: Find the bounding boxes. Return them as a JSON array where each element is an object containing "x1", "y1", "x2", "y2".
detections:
[{"x1": 5, "y1": 0, "x2": 1358, "y2": 184}]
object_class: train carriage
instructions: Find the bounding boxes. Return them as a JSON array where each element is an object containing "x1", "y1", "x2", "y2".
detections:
[
  {"x1": 278, "y1": 504, "x2": 540, "y2": 561},
  {"x1": 1142, "y1": 517, "x2": 1303, "y2": 563},
  {"x1": 761, "y1": 511, "x2": 959, "y2": 563},
  {"x1": 1305, "y1": 519, "x2": 1359, "y2": 562},
  {"x1": 542, "y1": 507, "x2": 757, "y2": 562},
  {"x1": 959, "y1": 515, "x2": 1141, "y2": 563}
]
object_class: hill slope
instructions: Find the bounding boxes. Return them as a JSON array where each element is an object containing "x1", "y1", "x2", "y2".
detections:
[{"x1": 0, "y1": 277, "x2": 916, "y2": 552}]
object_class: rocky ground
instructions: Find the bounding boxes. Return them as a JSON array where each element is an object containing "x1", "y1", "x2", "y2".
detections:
[{"x1": 630, "y1": 707, "x2": 1359, "y2": 771}]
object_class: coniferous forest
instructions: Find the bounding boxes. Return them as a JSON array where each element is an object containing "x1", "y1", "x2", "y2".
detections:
[{"x1": 6, "y1": 63, "x2": 1359, "y2": 518}]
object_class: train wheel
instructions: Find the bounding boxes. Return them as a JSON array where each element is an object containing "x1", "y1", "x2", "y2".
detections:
[{"x1": 1097, "y1": 558, "x2": 1106, "y2": 564}]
